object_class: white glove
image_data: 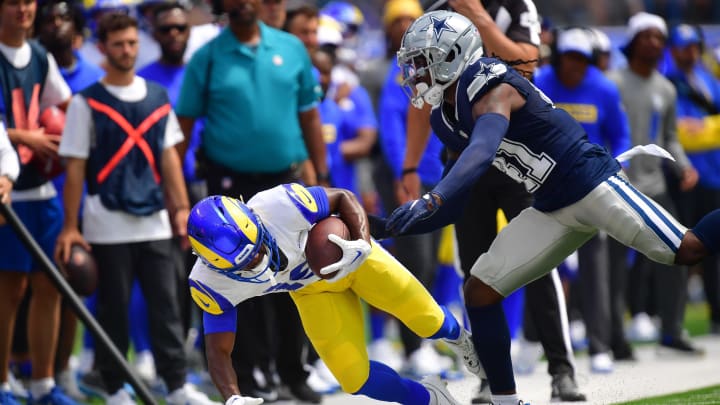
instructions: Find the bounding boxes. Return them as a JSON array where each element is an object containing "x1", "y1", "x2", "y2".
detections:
[
  {"x1": 319, "y1": 234, "x2": 371, "y2": 283},
  {"x1": 226, "y1": 394, "x2": 264, "y2": 405}
]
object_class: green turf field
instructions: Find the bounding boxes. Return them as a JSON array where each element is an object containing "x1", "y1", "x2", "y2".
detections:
[{"x1": 614, "y1": 385, "x2": 720, "y2": 405}]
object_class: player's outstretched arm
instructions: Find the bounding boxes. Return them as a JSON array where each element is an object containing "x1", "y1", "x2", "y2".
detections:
[{"x1": 205, "y1": 331, "x2": 243, "y2": 400}]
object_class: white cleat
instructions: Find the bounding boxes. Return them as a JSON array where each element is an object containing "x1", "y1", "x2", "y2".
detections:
[
  {"x1": 443, "y1": 328, "x2": 485, "y2": 378},
  {"x1": 421, "y1": 375, "x2": 460, "y2": 405},
  {"x1": 106, "y1": 389, "x2": 135, "y2": 405},
  {"x1": 404, "y1": 342, "x2": 453, "y2": 377},
  {"x1": 166, "y1": 383, "x2": 222, "y2": 405},
  {"x1": 133, "y1": 350, "x2": 157, "y2": 383},
  {"x1": 590, "y1": 352, "x2": 614, "y2": 374},
  {"x1": 368, "y1": 338, "x2": 404, "y2": 371}
]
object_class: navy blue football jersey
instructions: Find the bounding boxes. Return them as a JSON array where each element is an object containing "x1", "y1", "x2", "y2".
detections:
[{"x1": 430, "y1": 57, "x2": 621, "y2": 212}]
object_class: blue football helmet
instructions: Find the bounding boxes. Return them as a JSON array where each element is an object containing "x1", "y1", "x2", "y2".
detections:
[
  {"x1": 320, "y1": 1, "x2": 364, "y2": 37},
  {"x1": 188, "y1": 196, "x2": 282, "y2": 284}
]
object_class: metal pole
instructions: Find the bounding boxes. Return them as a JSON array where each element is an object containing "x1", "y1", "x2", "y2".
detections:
[
  {"x1": 426, "y1": 0, "x2": 448, "y2": 11},
  {"x1": 0, "y1": 201, "x2": 157, "y2": 405}
]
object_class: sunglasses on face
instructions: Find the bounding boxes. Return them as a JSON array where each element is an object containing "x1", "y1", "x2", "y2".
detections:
[{"x1": 156, "y1": 24, "x2": 188, "y2": 34}]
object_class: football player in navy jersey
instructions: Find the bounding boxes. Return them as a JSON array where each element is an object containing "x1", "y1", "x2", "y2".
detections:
[{"x1": 382, "y1": 10, "x2": 720, "y2": 405}]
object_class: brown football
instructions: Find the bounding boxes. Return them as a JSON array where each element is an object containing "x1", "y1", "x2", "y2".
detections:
[
  {"x1": 31, "y1": 106, "x2": 66, "y2": 179},
  {"x1": 305, "y1": 216, "x2": 351, "y2": 280},
  {"x1": 63, "y1": 244, "x2": 98, "y2": 296}
]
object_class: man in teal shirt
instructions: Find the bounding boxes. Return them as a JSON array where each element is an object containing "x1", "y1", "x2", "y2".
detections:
[{"x1": 175, "y1": 0, "x2": 327, "y2": 402}]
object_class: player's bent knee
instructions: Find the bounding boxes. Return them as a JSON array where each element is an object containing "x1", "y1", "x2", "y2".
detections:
[
  {"x1": 334, "y1": 362, "x2": 370, "y2": 394},
  {"x1": 464, "y1": 276, "x2": 503, "y2": 307}
]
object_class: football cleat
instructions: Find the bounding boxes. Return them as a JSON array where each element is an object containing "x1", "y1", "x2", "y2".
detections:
[
  {"x1": 421, "y1": 375, "x2": 460, "y2": 405},
  {"x1": 443, "y1": 328, "x2": 485, "y2": 377}
]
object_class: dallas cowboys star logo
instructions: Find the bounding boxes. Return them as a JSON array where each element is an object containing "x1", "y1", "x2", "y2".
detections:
[{"x1": 421, "y1": 15, "x2": 457, "y2": 42}]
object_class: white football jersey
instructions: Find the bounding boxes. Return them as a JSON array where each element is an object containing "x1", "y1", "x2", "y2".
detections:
[{"x1": 189, "y1": 184, "x2": 328, "y2": 314}]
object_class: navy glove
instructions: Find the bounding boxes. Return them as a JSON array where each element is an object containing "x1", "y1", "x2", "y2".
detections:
[
  {"x1": 386, "y1": 192, "x2": 443, "y2": 235},
  {"x1": 368, "y1": 214, "x2": 392, "y2": 241}
]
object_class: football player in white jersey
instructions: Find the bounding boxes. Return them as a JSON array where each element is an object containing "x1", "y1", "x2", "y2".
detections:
[{"x1": 186, "y1": 183, "x2": 482, "y2": 405}]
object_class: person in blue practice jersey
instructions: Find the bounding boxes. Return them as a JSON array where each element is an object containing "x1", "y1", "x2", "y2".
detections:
[{"x1": 381, "y1": 10, "x2": 720, "y2": 405}]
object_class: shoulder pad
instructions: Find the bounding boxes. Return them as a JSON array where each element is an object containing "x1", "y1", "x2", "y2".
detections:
[
  {"x1": 189, "y1": 278, "x2": 233, "y2": 315},
  {"x1": 283, "y1": 183, "x2": 319, "y2": 213},
  {"x1": 463, "y1": 58, "x2": 509, "y2": 105}
]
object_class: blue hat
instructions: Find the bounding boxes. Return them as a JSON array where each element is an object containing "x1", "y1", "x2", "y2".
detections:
[{"x1": 669, "y1": 24, "x2": 702, "y2": 48}]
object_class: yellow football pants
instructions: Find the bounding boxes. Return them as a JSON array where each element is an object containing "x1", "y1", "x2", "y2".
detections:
[{"x1": 290, "y1": 241, "x2": 445, "y2": 393}]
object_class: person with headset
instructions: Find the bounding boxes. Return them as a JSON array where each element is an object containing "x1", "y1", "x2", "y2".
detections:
[{"x1": 534, "y1": 26, "x2": 633, "y2": 373}]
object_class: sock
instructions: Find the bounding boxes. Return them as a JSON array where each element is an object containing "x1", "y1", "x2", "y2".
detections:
[
  {"x1": 370, "y1": 312, "x2": 386, "y2": 341},
  {"x1": 429, "y1": 306, "x2": 461, "y2": 340},
  {"x1": 492, "y1": 393, "x2": 519, "y2": 405},
  {"x1": 467, "y1": 303, "x2": 516, "y2": 392},
  {"x1": 29, "y1": 377, "x2": 54, "y2": 399},
  {"x1": 693, "y1": 209, "x2": 720, "y2": 254},
  {"x1": 355, "y1": 361, "x2": 429, "y2": 404}
]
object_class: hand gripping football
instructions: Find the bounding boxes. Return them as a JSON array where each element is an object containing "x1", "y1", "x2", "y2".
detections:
[
  {"x1": 62, "y1": 244, "x2": 98, "y2": 297},
  {"x1": 305, "y1": 216, "x2": 351, "y2": 280}
]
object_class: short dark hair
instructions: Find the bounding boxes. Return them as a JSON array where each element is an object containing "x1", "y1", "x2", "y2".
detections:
[
  {"x1": 96, "y1": 12, "x2": 138, "y2": 43},
  {"x1": 152, "y1": 2, "x2": 186, "y2": 22},
  {"x1": 34, "y1": 0, "x2": 86, "y2": 34},
  {"x1": 283, "y1": 4, "x2": 318, "y2": 32}
]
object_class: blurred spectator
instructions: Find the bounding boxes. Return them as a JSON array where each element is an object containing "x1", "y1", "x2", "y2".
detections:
[
  {"x1": 318, "y1": 3, "x2": 378, "y2": 217},
  {"x1": 538, "y1": 15, "x2": 554, "y2": 67},
  {"x1": 607, "y1": 12, "x2": 703, "y2": 355},
  {"x1": 284, "y1": 1, "x2": 319, "y2": 52},
  {"x1": 259, "y1": 0, "x2": 286, "y2": 29},
  {"x1": 589, "y1": 27, "x2": 613, "y2": 72},
  {"x1": 665, "y1": 24, "x2": 720, "y2": 335},
  {"x1": 54, "y1": 12, "x2": 216, "y2": 405},
  {"x1": 78, "y1": 0, "x2": 162, "y2": 69},
  {"x1": 174, "y1": 0, "x2": 327, "y2": 401},
  {"x1": 0, "y1": 0, "x2": 73, "y2": 403},
  {"x1": 320, "y1": 1, "x2": 365, "y2": 69},
  {"x1": 535, "y1": 26, "x2": 632, "y2": 374},
  {"x1": 139, "y1": 1, "x2": 202, "y2": 197}
]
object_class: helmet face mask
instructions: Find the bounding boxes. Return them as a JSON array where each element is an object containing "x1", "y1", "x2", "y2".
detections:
[
  {"x1": 397, "y1": 10, "x2": 483, "y2": 108},
  {"x1": 188, "y1": 196, "x2": 282, "y2": 284}
]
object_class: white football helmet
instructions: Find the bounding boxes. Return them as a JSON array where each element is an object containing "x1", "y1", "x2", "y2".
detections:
[{"x1": 397, "y1": 10, "x2": 483, "y2": 108}]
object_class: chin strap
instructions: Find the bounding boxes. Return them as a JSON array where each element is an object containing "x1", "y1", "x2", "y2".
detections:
[{"x1": 413, "y1": 82, "x2": 444, "y2": 108}]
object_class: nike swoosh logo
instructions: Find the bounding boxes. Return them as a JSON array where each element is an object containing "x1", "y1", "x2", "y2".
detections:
[{"x1": 350, "y1": 250, "x2": 363, "y2": 264}]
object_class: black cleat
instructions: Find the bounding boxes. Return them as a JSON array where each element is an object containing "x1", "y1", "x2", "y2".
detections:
[
  {"x1": 551, "y1": 373, "x2": 586, "y2": 402},
  {"x1": 287, "y1": 381, "x2": 322, "y2": 404},
  {"x1": 471, "y1": 378, "x2": 492, "y2": 404}
]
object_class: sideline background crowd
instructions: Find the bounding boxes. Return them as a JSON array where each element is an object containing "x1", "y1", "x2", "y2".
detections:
[{"x1": 0, "y1": 0, "x2": 719, "y2": 403}]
